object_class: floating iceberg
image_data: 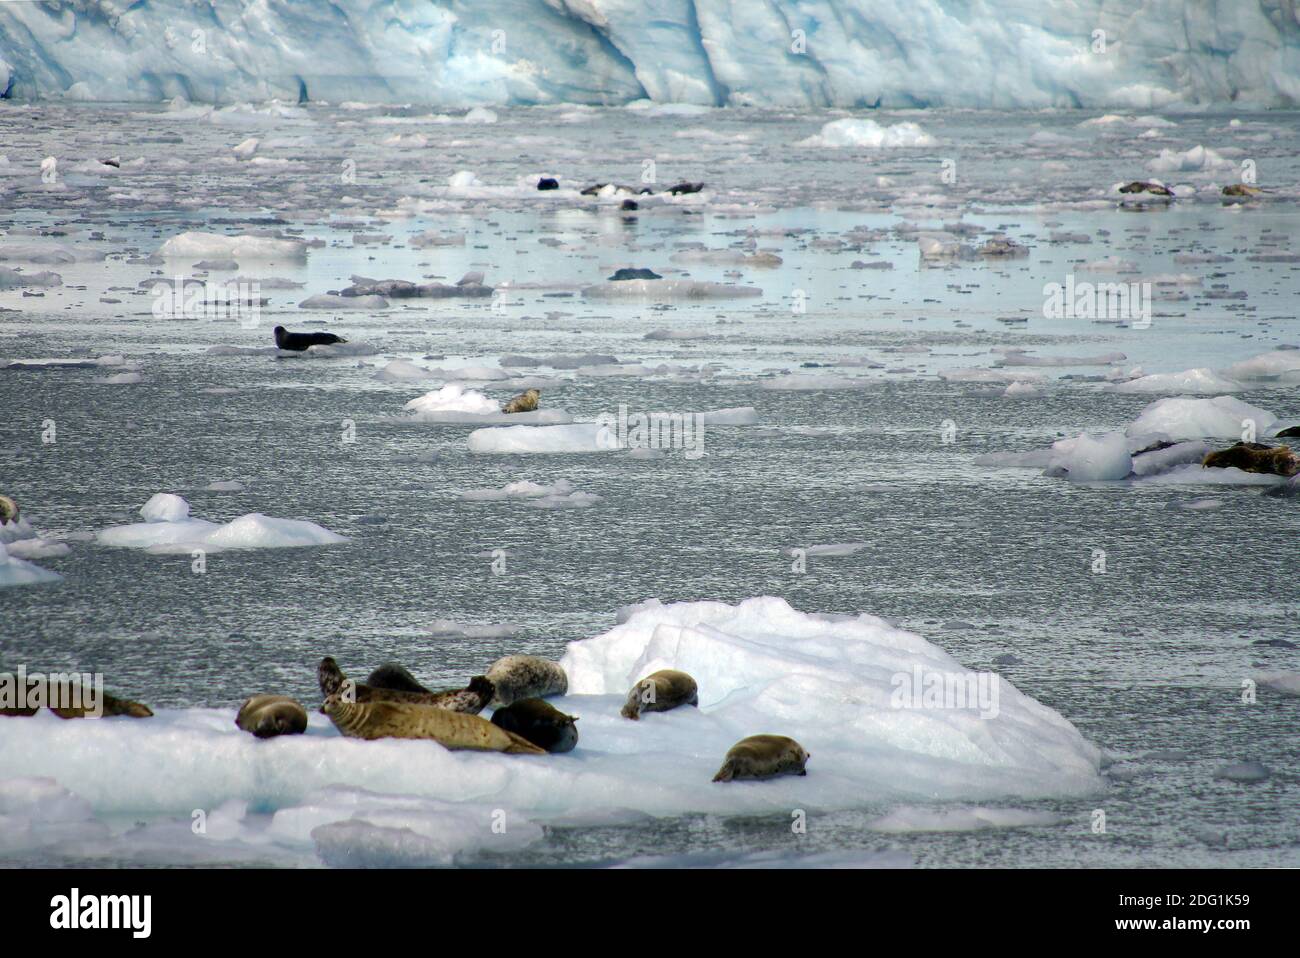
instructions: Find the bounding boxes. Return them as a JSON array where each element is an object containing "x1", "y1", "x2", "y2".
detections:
[
  {"x1": 159, "y1": 232, "x2": 307, "y2": 260},
  {"x1": 799, "y1": 118, "x2": 935, "y2": 148},
  {"x1": 468, "y1": 423, "x2": 621, "y2": 454},
  {"x1": 96, "y1": 494, "x2": 346, "y2": 553},
  {"x1": 1127, "y1": 396, "x2": 1278, "y2": 441}
]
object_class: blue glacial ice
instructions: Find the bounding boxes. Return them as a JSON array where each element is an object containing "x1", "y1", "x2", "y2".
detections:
[{"x1": 1, "y1": 0, "x2": 1299, "y2": 108}]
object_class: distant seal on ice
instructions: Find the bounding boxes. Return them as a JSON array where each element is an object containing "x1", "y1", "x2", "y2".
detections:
[
  {"x1": 0, "y1": 674, "x2": 153, "y2": 719},
  {"x1": 482, "y1": 655, "x2": 568, "y2": 707},
  {"x1": 665, "y1": 181, "x2": 704, "y2": 195},
  {"x1": 318, "y1": 657, "x2": 492, "y2": 714},
  {"x1": 0, "y1": 495, "x2": 18, "y2": 524},
  {"x1": 236, "y1": 694, "x2": 308, "y2": 738},
  {"x1": 1117, "y1": 181, "x2": 1174, "y2": 197},
  {"x1": 609, "y1": 268, "x2": 661, "y2": 281},
  {"x1": 537, "y1": 177, "x2": 559, "y2": 191},
  {"x1": 620, "y1": 669, "x2": 698, "y2": 720},
  {"x1": 490, "y1": 698, "x2": 578, "y2": 753},
  {"x1": 274, "y1": 325, "x2": 347, "y2": 351},
  {"x1": 1203, "y1": 442, "x2": 1299, "y2": 477},
  {"x1": 1221, "y1": 184, "x2": 1262, "y2": 198},
  {"x1": 501, "y1": 388, "x2": 540, "y2": 414},
  {"x1": 322, "y1": 695, "x2": 544, "y2": 753},
  {"x1": 712, "y1": 735, "x2": 809, "y2": 782}
]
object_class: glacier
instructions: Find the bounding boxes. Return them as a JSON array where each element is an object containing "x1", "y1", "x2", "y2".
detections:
[{"x1": 0, "y1": 0, "x2": 1297, "y2": 108}]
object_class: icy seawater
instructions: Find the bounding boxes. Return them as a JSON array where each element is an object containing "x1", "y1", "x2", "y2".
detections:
[{"x1": 0, "y1": 102, "x2": 1298, "y2": 869}]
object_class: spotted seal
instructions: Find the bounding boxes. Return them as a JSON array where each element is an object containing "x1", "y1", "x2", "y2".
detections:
[
  {"x1": 0, "y1": 495, "x2": 18, "y2": 525},
  {"x1": 236, "y1": 694, "x2": 308, "y2": 738},
  {"x1": 1203, "y1": 442, "x2": 1299, "y2": 477},
  {"x1": 712, "y1": 735, "x2": 810, "y2": 782},
  {"x1": 322, "y1": 695, "x2": 544, "y2": 753},
  {"x1": 481, "y1": 655, "x2": 568, "y2": 707},
  {"x1": 620, "y1": 669, "x2": 698, "y2": 720},
  {"x1": 501, "y1": 388, "x2": 540, "y2": 414},
  {"x1": 317, "y1": 657, "x2": 492, "y2": 714}
]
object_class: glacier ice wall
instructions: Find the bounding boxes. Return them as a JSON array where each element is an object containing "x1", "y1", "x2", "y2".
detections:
[{"x1": 0, "y1": 0, "x2": 1298, "y2": 108}]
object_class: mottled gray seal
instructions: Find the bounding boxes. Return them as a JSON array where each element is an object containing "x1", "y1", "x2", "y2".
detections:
[
  {"x1": 501, "y1": 388, "x2": 540, "y2": 414},
  {"x1": 274, "y1": 325, "x2": 346, "y2": 351},
  {"x1": 712, "y1": 735, "x2": 809, "y2": 782},
  {"x1": 236, "y1": 694, "x2": 308, "y2": 738},
  {"x1": 318, "y1": 657, "x2": 492, "y2": 714},
  {"x1": 1118, "y1": 181, "x2": 1174, "y2": 197},
  {"x1": 0, "y1": 495, "x2": 18, "y2": 524},
  {"x1": 1203, "y1": 442, "x2": 1299, "y2": 477},
  {"x1": 322, "y1": 695, "x2": 544, "y2": 753},
  {"x1": 482, "y1": 655, "x2": 568, "y2": 707},
  {"x1": 620, "y1": 669, "x2": 698, "y2": 720},
  {"x1": 490, "y1": 698, "x2": 578, "y2": 753}
]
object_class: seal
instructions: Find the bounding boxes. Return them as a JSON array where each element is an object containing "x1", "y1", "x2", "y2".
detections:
[
  {"x1": 236, "y1": 694, "x2": 308, "y2": 738},
  {"x1": 712, "y1": 734, "x2": 810, "y2": 782},
  {"x1": 482, "y1": 655, "x2": 568, "y2": 707},
  {"x1": 609, "y1": 268, "x2": 661, "y2": 281},
  {"x1": 620, "y1": 669, "x2": 698, "y2": 720},
  {"x1": 1222, "y1": 184, "x2": 1263, "y2": 198},
  {"x1": 0, "y1": 674, "x2": 153, "y2": 719},
  {"x1": 322, "y1": 695, "x2": 545, "y2": 753},
  {"x1": 665, "y1": 181, "x2": 704, "y2": 195},
  {"x1": 1203, "y1": 442, "x2": 1299, "y2": 477},
  {"x1": 501, "y1": 388, "x2": 540, "y2": 414},
  {"x1": 537, "y1": 177, "x2": 559, "y2": 191},
  {"x1": 274, "y1": 325, "x2": 347, "y2": 351},
  {"x1": 0, "y1": 495, "x2": 18, "y2": 524},
  {"x1": 318, "y1": 657, "x2": 492, "y2": 714},
  {"x1": 365, "y1": 662, "x2": 431, "y2": 694},
  {"x1": 1118, "y1": 180, "x2": 1174, "y2": 197},
  {"x1": 490, "y1": 697, "x2": 578, "y2": 753}
]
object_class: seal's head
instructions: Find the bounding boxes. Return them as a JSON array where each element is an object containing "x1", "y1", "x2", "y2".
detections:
[
  {"x1": 273, "y1": 325, "x2": 288, "y2": 348},
  {"x1": 0, "y1": 495, "x2": 18, "y2": 524},
  {"x1": 524, "y1": 388, "x2": 540, "y2": 403}
]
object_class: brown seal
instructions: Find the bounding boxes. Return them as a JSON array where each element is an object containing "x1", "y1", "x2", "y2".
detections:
[
  {"x1": 0, "y1": 673, "x2": 152, "y2": 719},
  {"x1": 236, "y1": 694, "x2": 308, "y2": 738},
  {"x1": 322, "y1": 694, "x2": 544, "y2": 753},
  {"x1": 620, "y1": 669, "x2": 698, "y2": 720},
  {"x1": 0, "y1": 495, "x2": 18, "y2": 524},
  {"x1": 318, "y1": 657, "x2": 492, "y2": 714},
  {"x1": 501, "y1": 388, "x2": 540, "y2": 414},
  {"x1": 1202, "y1": 442, "x2": 1299, "y2": 477},
  {"x1": 712, "y1": 735, "x2": 810, "y2": 782}
]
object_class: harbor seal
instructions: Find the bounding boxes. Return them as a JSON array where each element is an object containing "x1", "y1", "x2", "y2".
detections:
[
  {"x1": 536, "y1": 177, "x2": 559, "y2": 191},
  {"x1": 620, "y1": 669, "x2": 698, "y2": 720},
  {"x1": 1222, "y1": 184, "x2": 1263, "y2": 198},
  {"x1": 274, "y1": 325, "x2": 347, "y2": 351},
  {"x1": 365, "y1": 662, "x2": 431, "y2": 695},
  {"x1": 482, "y1": 655, "x2": 568, "y2": 707},
  {"x1": 322, "y1": 695, "x2": 544, "y2": 753},
  {"x1": 490, "y1": 698, "x2": 578, "y2": 753},
  {"x1": 609, "y1": 268, "x2": 661, "y2": 281},
  {"x1": 0, "y1": 495, "x2": 18, "y2": 524},
  {"x1": 318, "y1": 657, "x2": 492, "y2": 714},
  {"x1": 501, "y1": 388, "x2": 540, "y2": 414},
  {"x1": 712, "y1": 735, "x2": 809, "y2": 782},
  {"x1": 0, "y1": 674, "x2": 152, "y2": 719},
  {"x1": 1203, "y1": 442, "x2": 1299, "y2": 477},
  {"x1": 665, "y1": 181, "x2": 704, "y2": 195},
  {"x1": 236, "y1": 694, "x2": 308, "y2": 738},
  {"x1": 1118, "y1": 180, "x2": 1174, "y2": 197}
]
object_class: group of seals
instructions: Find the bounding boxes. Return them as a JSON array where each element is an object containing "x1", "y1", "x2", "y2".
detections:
[
  {"x1": 501, "y1": 388, "x2": 540, "y2": 414},
  {"x1": 1203, "y1": 442, "x2": 1299, "y2": 477},
  {"x1": 0, "y1": 674, "x2": 153, "y2": 719},
  {"x1": 618, "y1": 668, "x2": 808, "y2": 782},
  {"x1": 273, "y1": 325, "x2": 346, "y2": 351}
]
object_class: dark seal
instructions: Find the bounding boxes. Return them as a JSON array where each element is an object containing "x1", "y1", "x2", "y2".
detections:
[
  {"x1": 490, "y1": 697, "x2": 578, "y2": 753},
  {"x1": 609, "y1": 268, "x2": 661, "y2": 281},
  {"x1": 274, "y1": 325, "x2": 347, "y2": 351},
  {"x1": 537, "y1": 177, "x2": 560, "y2": 191}
]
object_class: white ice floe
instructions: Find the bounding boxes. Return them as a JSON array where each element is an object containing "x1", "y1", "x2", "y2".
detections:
[
  {"x1": 460, "y1": 479, "x2": 576, "y2": 501},
  {"x1": 159, "y1": 231, "x2": 307, "y2": 260},
  {"x1": 1223, "y1": 349, "x2": 1300, "y2": 383},
  {"x1": 298, "y1": 293, "x2": 388, "y2": 310},
  {"x1": 0, "y1": 597, "x2": 1102, "y2": 864},
  {"x1": 1146, "y1": 144, "x2": 1233, "y2": 173},
  {"x1": 1047, "y1": 432, "x2": 1132, "y2": 482},
  {"x1": 582, "y1": 279, "x2": 761, "y2": 300},
  {"x1": 1135, "y1": 464, "x2": 1284, "y2": 487},
  {"x1": 96, "y1": 494, "x2": 346, "y2": 553},
  {"x1": 468, "y1": 423, "x2": 621, "y2": 454},
  {"x1": 0, "y1": 539, "x2": 62, "y2": 587},
  {"x1": 1111, "y1": 368, "x2": 1244, "y2": 394},
  {"x1": 1126, "y1": 396, "x2": 1278, "y2": 441},
  {"x1": 798, "y1": 118, "x2": 936, "y2": 148},
  {"x1": 403, "y1": 384, "x2": 573, "y2": 425}
]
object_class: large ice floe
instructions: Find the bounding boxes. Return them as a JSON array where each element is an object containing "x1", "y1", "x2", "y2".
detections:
[
  {"x1": 402, "y1": 384, "x2": 572, "y2": 424},
  {"x1": 2, "y1": 1, "x2": 1298, "y2": 108},
  {"x1": 0, "y1": 598, "x2": 1100, "y2": 865},
  {"x1": 0, "y1": 539, "x2": 62, "y2": 588},
  {"x1": 96, "y1": 494, "x2": 347, "y2": 554}
]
